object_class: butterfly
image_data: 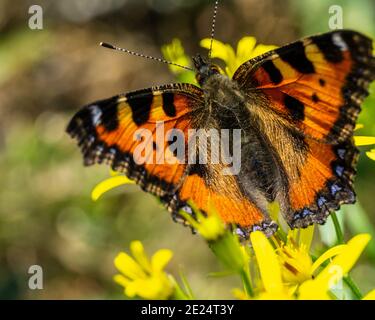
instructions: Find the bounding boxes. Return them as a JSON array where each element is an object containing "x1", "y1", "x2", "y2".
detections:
[{"x1": 67, "y1": 29, "x2": 375, "y2": 239}]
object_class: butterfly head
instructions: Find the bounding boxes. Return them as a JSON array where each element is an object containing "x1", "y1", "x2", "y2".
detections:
[{"x1": 193, "y1": 54, "x2": 220, "y2": 86}]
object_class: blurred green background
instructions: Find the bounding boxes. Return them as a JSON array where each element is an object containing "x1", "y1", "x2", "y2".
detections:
[{"x1": 0, "y1": 0, "x2": 374, "y2": 299}]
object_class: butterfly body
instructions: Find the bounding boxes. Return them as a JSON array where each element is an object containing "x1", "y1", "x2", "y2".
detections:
[
  {"x1": 68, "y1": 30, "x2": 375, "y2": 239},
  {"x1": 194, "y1": 57, "x2": 290, "y2": 220}
]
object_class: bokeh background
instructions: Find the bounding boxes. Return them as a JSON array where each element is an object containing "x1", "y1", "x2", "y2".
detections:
[{"x1": 0, "y1": 0, "x2": 374, "y2": 299}]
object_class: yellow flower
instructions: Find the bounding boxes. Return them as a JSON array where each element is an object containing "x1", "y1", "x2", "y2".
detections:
[
  {"x1": 277, "y1": 235, "x2": 314, "y2": 285},
  {"x1": 363, "y1": 289, "x2": 375, "y2": 300},
  {"x1": 277, "y1": 232, "x2": 350, "y2": 287},
  {"x1": 354, "y1": 136, "x2": 375, "y2": 161},
  {"x1": 355, "y1": 135, "x2": 375, "y2": 161},
  {"x1": 200, "y1": 36, "x2": 277, "y2": 77},
  {"x1": 353, "y1": 136, "x2": 375, "y2": 146},
  {"x1": 180, "y1": 202, "x2": 249, "y2": 285},
  {"x1": 354, "y1": 124, "x2": 375, "y2": 161},
  {"x1": 246, "y1": 232, "x2": 373, "y2": 300},
  {"x1": 366, "y1": 149, "x2": 375, "y2": 160},
  {"x1": 179, "y1": 201, "x2": 225, "y2": 241},
  {"x1": 114, "y1": 240, "x2": 175, "y2": 300},
  {"x1": 161, "y1": 38, "x2": 191, "y2": 74},
  {"x1": 298, "y1": 234, "x2": 371, "y2": 299},
  {"x1": 161, "y1": 38, "x2": 196, "y2": 84}
]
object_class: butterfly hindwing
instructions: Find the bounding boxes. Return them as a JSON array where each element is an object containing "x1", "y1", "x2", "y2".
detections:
[
  {"x1": 174, "y1": 170, "x2": 277, "y2": 238},
  {"x1": 233, "y1": 29, "x2": 374, "y2": 228},
  {"x1": 288, "y1": 137, "x2": 358, "y2": 228}
]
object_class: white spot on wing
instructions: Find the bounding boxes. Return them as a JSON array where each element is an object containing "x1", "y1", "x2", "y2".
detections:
[
  {"x1": 332, "y1": 33, "x2": 348, "y2": 51},
  {"x1": 90, "y1": 105, "x2": 102, "y2": 125}
]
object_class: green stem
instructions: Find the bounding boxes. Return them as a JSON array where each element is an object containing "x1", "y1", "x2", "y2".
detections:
[
  {"x1": 331, "y1": 212, "x2": 344, "y2": 244},
  {"x1": 343, "y1": 275, "x2": 363, "y2": 300},
  {"x1": 240, "y1": 269, "x2": 254, "y2": 297},
  {"x1": 276, "y1": 228, "x2": 287, "y2": 243}
]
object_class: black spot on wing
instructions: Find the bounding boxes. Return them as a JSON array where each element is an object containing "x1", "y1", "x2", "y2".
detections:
[
  {"x1": 278, "y1": 41, "x2": 315, "y2": 74},
  {"x1": 162, "y1": 92, "x2": 177, "y2": 117},
  {"x1": 312, "y1": 93, "x2": 319, "y2": 103},
  {"x1": 262, "y1": 60, "x2": 283, "y2": 84},
  {"x1": 126, "y1": 89, "x2": 153, "y2": 125},
  {"x1": 100, "y1": 97, "x2": 119, "y2": 131},
  {"x1": 319, "y1": 78, "x2": 326, "y2": 87},
  {"x1": 311, "y1": 33, "x2": 344, "y2": 63},
  {"x1": 284, "y1": 94, "x2": 305, "y2": 121}
]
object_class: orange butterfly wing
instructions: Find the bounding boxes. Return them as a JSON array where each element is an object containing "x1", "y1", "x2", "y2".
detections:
[
  {"x1": 233, "y1": 30, "x2": 374, "y2": 228},
  {"x1": 67, "y1": 83, "x2": 201, "y2": 195},
  {"x1": 176, "y1": 170, "x2": 277, "y2": 237}
]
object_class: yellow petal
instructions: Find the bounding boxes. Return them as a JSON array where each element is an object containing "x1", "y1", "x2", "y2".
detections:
[
  {"x1": 130, "y1": 240, "x2": 152, "y2": 273},
  {"x1": 114, "y1": 252, "x2": 146, "y2": 280},
  {"x1": 298, "y1": 279, "x2": 332, "y2": 300},
  {"x1": 299, "y1": 225, "x2": 315, "y2": 250},
  {"x1": 200, "y1": 38, "x2": 234, "y2": 62},
  {"x1": 223, "y1": 44, "x2": 238, "y2": 75},
  {"x1": 288, "y1": 225, "x2": 315, "y2": 249},
  {"x1": 250, "y1": 44, "x2": 278, "y2": 59},
  {"x1": 354, "y1": 136, "x2": 375, "y2": 146},
  {"x1": 257, "y1": 291, "x2": 292, "y2": 300},
  {"x1": 366, "y1": 149, "x2": 375, "y2": 161},
  {"x1": 200, "y1": 38, "x2": 237, "y2": 76},
  {"x1": 310, "y1": 244, "x2": 347, "y2": 274},
  {"x1": 161, "y1": 38, "x2": 191, "y2": 74},
  {"x1": 236, "y1": 36, "x2": 257, "y2": 62},
  {"x1": 251, "y1": 231, "x2": 284, "y2": 294},
  {"x1": 151, "y1": 249, "x2": 173, "y2": 272},
  {"x1": 124, "y1": 281, "x2": 139, "y2": 298},
  {"x1": 307, "y1": 234, "x2": 370, "y2": 292},
  {"x1": 326, "y1": 234, "x2": 370, "y2": 274},
  {"x1": 113, "y1": 274, "x2": 131, "y2": 288},
  {"x1": 91, "y1": 175, "x2": 135, "y2": 201},
  {"x1": 278, "y1": 245, "x2": 312, "y2": 284},
  {"x1": 288, "y1": 228, "x2": 299, "y2": 243},
  {"x1": 196, "y1": 204, "x2": 225, "y2": 240},
  {"x1": 232, "y1": 288, "x2": 249, "y2": 300},
  {"x1": 362, "y1": 289, "x2": 375, "y2": 300},
  {"x1": 127, "y1": 275, "x2": 173, "y2": 300},
  {"x1": 354, "y1": 124, "x2": 364, "y2": 131}
]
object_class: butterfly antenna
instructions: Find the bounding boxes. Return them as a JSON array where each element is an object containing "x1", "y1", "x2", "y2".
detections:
[
  {"x1": 208, "y1": 0, "x2": 219, "y2": 59},
  {"x1": 100, "y1": 42, "x2": 193, "y2": 71}
]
